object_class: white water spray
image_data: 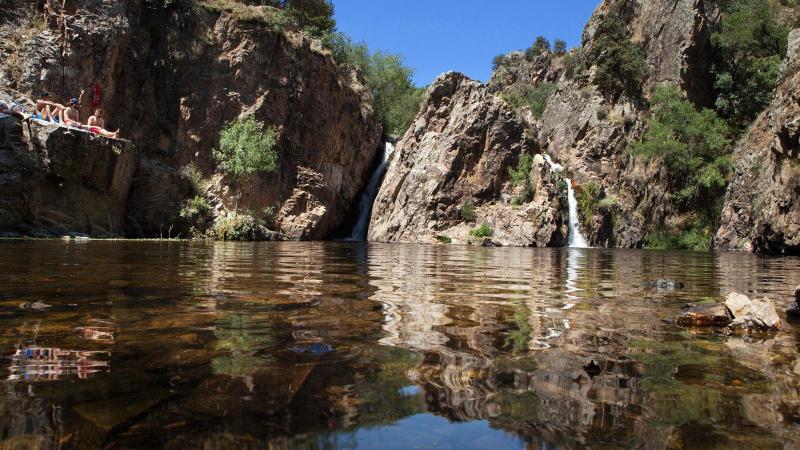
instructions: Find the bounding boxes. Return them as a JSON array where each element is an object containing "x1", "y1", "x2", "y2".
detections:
[
  {"x1": 542, "y1": 154, "x2": 590, "y2": 248},
  {"x1": 346, "y1": 142, "x2": 395, "y2": 241}
]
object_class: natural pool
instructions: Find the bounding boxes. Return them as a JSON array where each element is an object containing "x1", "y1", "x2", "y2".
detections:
[{"x1": 0, "y1": 241, "x2": 799, "y2": 449}]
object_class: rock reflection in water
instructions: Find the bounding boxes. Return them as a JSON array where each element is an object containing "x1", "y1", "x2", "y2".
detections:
[{"x1": 0, "y1": 241, "x2": 798, "y2": 449}]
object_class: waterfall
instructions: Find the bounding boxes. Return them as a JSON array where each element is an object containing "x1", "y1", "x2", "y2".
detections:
[
  {"x1": 542, "y1": 154, "x2": 591, "y2": 248},
  {"x1": 346, "y1": 142, "x2": 395, "y2": 241}
]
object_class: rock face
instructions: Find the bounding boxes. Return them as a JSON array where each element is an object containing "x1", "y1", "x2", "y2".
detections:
[
  {"x1": 714, "y1": 29, "x2": 800, "y2": 254},
  {"x1": 489, "y1": 0, "x2": 720, "y2": 248},
  {"x1": 368, "y1": 72, "x2": 566, "y2": 246},
  {"x1": 1, "y1": 0, "x2": 381, "y2": 239},
  {"x1": 0, "y1": 117, "x2": 138, "y2": 237},
  {"x1": 676, "y1": 303, "x2": 732, "y2": 327}
]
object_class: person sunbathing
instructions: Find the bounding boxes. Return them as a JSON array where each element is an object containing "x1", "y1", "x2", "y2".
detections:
[
  {"x1": 0, "y1": 100, "x2": 8, "y2": 116},
  {"x1": 35, "y1": 91, "x2": 65, "y2": 123},
  {"x1": 63, "y1": 98, "x2": 83, "y2": 127},
  {"x1": 87, "y1": 108, "x2": 119, "y2": 139}
]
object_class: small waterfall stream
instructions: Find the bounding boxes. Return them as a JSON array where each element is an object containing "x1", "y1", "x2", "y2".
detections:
[
  {"x1": 346, "y1": 142, "x2": 395, "y2": 241},
  {"x1": 542, "y1": 155, "x2": 591, "y2": 248}
]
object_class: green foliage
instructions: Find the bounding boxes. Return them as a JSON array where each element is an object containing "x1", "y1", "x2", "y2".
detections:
[
  {"x1": 508, "y1": 154, "x2": 534, "y2": 186},
  {"x1": 502, "y1": 82, "x2": 556, "y2": 119},
  {"x1": 215, "y1": 117, "x2": 278, "y2": 180},
  {"x1": 588, "y1": 0, "x2": 648, "y2": 99},
  {"x1": 436, "y1": 235, "x2": 452, "y2": 244},
  {"x1": 460, "y1": 200, "x2": 476, "y2": 222},
  {"x1": 180, "y1": 195, "x2": 212, "y2": 226},
  {"x1": 211, "y1": 212, "x2": 274, "y2": 241},
  {"x1": 180, "y1": 162, "x2": 210, "y2": 194},
  {"x1": 645, "y1": 228, "x2": 712, "y2": 251},
  {"x1": 712, "y1": 0, "x2": 789, "y2": 130},
  {"x1": 554, "y1": 39, "x2": 568, "y2": 56},
  {"x1": 326, "y1": 32, "x2": 423, "y2": 136},
  {"x1": 469, "y1": 224, "x2": 493, "y2": 238},
  {"x1": 562, "y1": 49, "x2": 589, "y2": 80},
  {"x1": 492, "y1": 54, "x2": 509, "y2": 71},
  {"x1": 281, "y1": 0, "x2": 334, "y2": 38},
  {"x1": 525, "y1": 36, "x2": 551, "y2": 60},
  {"x1": 576, "y1": 181, "x2": 602, "y2": 231},
  {"x1": 632, "y1": 86, "x2": 731, "y2": 213}
]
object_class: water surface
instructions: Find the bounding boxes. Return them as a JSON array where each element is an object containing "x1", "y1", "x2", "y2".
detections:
[{"x1": 1, "y1": 241, "x2": 799, "y2": 449}]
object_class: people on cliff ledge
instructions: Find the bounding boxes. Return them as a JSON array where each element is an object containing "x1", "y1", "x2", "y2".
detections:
[
  {"x1": 2, "y1": 91, "x2": 123, "y2": 139},
  {"x1": 35, "y1": 91, "x2": 65, "y2": 123}
]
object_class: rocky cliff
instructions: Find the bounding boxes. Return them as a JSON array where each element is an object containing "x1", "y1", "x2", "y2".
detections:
[
  {"x1": 0, "y1": 0, "x2": 381, "y2": 239},
  {"x1": 0, "y1": 117, "x2": 138, "y2": 237},
  {"x1": 486, "y1": 0, "x2": 722, "y2": 248},
  {"x1": 368, "y1": 72, "x2": 566, "y2": 246},
  {"x1": 715, "y1": 29, "x2": 800, "y2": 254}
]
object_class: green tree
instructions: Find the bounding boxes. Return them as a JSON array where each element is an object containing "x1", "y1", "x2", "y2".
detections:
[
  {"x1": 588, "y1": 0, "x2": 648, "y2": 99},
  {"x1": 214, "y1": 117, "x2": 278, "y2": 210},
  {"x1": 711, "y1": 0, "x2": 789, "y2": 130},
  {"x1": 554, "y1": 39, "x2": 568, "y2": 56},
  {"x1": 633, "y1": 85, "x2": 731, "y2": 214},
  {"x1": 281, "y1": 0, "x2": 335, "y2": 38},
  {"x1": 525, "y1": 36, "x2": 551, "y2": 60},
  {"x1": 326, "y1": 32, "x2": 424, "y2": 136}
]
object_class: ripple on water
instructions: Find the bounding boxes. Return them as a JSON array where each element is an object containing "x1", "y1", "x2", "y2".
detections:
[{"x1": 0, "y1": 241, "x2": 798, "y2": 448}]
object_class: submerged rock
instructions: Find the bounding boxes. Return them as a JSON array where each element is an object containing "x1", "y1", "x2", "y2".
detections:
[
  {"x1": 649, "y1": 279, "x2": 685, "y2": 290},
  {"x1": 724, "y1": 292, "x2": 781, "y2": 330},
  {"x1": 676, "y1": 303, "x2": 732, "y2": 327}
]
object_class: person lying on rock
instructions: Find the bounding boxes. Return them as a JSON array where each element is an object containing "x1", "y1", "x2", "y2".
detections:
[
  {"x1": 0, "y1": 100, "x2": 8, "y2": 116},
  {"x1": 34, "y1": 91, "x2": 65, "y2": 124},
  {"x1": 86, "y1": 108, "x2": 119, "y2": 139}
]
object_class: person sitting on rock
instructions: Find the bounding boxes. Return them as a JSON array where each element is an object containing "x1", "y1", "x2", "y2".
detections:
[
  {"x1": 86, "y1": 108, "x2": 119, "y2": 139},
  {"x1": 63, "y1": 98, "x2": 83, "y2": 127},
  {"x1": 35, "y1": 91, "x2": 65, "y2": 124},
  {"x1": 0, "y1": 100, "x2": 8, "y2": 117}
]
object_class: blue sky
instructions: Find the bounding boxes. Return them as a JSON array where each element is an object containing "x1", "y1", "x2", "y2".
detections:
[{"x1": 333, "y1": 0, "x2": 601, "y2": 87}]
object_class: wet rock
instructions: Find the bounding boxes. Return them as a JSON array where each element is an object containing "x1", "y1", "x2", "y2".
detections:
[
  {"x1": 73, "y1": 388, "x2": 171, "y2": 430},
  {"x1": 676, "y1": 303, "x2": 733, "y2": 327},
  {"x1": 18, "y1": 301, "x2": 51, "y2": 310},
  {"x1": 725, "y1": 292, "x2": 781, "y2": 330},
  {"x1": 788, "y1": 285, "x2": 800, "y2": 320},
  {"x1": 649, "y1": 279, "x2": 685, "y2": 290}
]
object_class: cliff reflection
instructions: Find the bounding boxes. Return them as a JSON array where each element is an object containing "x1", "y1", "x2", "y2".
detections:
[{"x1": 0, "y1": 242, "x2": 799, "y2": 449}]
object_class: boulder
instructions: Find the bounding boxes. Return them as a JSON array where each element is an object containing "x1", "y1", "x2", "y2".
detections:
[
  {"x1": 649, "y1": 279, "x2": 685, "y2": 290},
  {"x1": 676, "y1": 303, "x2": 732, "y2": 327},
  {"x1": 724, "y1": 292, "x2": 781, "y2": 330}
]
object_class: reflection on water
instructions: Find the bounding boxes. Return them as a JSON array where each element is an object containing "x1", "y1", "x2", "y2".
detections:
[{"x1": 0, "y1": 241, "x2": 799, "y2": 448}]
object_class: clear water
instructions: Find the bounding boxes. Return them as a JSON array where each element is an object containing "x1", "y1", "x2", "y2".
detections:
[{"x1": 1, "y1": 241, "x2": 800, "y2": 449}]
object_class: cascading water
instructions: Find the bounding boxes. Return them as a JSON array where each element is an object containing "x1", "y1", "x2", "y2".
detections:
[
  {"x1": 542, "y1": 154, "x2": 590, "y2": 248},
  {"x1": 346, "y1": 142, "x2": 395, "y2": 241}
]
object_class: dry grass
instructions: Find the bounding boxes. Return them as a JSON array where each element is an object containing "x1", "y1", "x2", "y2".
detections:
[{"x1": 197, "y1": 0, "x2": 295, "y2": 28}]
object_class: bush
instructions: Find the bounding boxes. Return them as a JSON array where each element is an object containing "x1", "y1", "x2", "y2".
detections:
[
  {"x1": 525, "y1": 36, "x2": 551, "y2": 60},
  {"x1": 577, "y1": 181, "x2": 602, "y2": 231},
  {"x1": 180, "y1": 162, "x2": 210, "y2": 194},
  {"x1": 645, "y1": 228, "x2": 711, "y2": 251},
  {"x1": 711, "y1": 0, "x2": 789, "y2": 131},
  {"x1": 502, "y1": 82, "x2": 556, "y2": 119},
  {"x1": 632, "y1": 85, "x2": 731, "y2": 217},
  {"x1": 215, "y1": 117, "x2": 278, "y2": 179},
  {"x1": 460, "y1": 200, "x2": 476, "y2": 222},
  {"x1": 508, "y1": 154, "x2": 534, "y2": 186},
  {"x1": 180, "y1": 195, "x2": 212, "y2": 229},
  {"x1": 436, "y1": 235, "x2": 452, "y2": 244},
  {"x1": 211, "y1": 212, "x2": 274, "y2": 241},
  {"x1": 492, "y1": 54, "x2": 509, "y2": 71},
  {"x1": 326, "y1": 32, "x2": 423, "y2": 136},
  {"x1": 470, "y1": 224, "x2": 493, "y2": 238},
  {"x1": 588, "y1": 0, "x2": 648, "y2": 99}
]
